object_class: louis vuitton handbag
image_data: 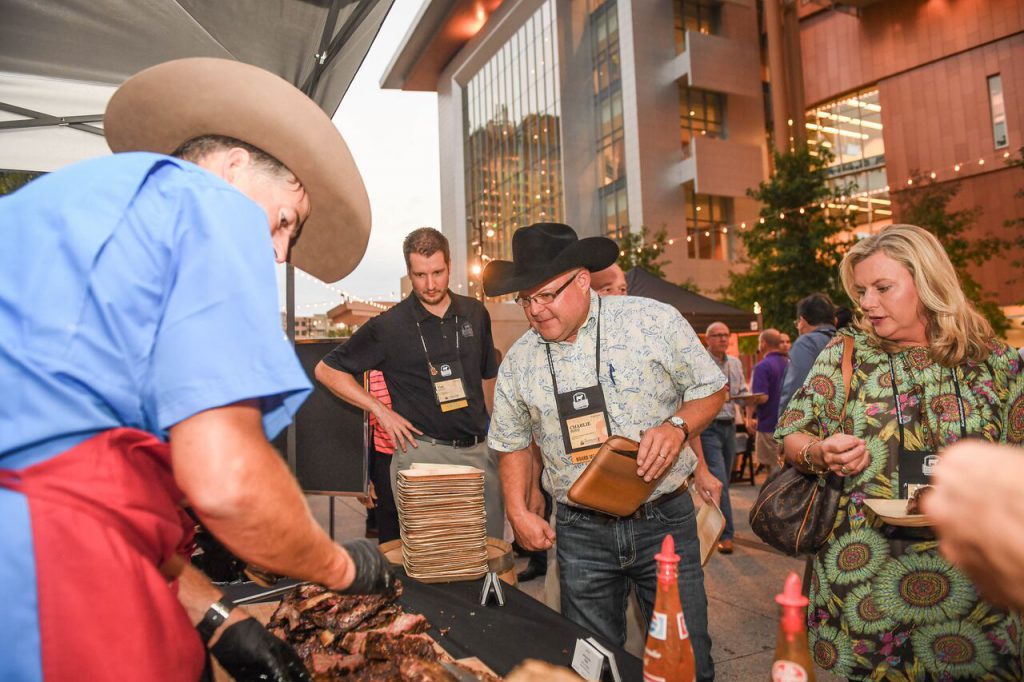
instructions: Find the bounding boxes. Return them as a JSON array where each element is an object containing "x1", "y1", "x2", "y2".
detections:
[
  {"x1": 568, "y1": 435, "x2": 669, "y2": 516},
  {"x1": 749, "y1": 335, "x2": 854, "y2": 556}
]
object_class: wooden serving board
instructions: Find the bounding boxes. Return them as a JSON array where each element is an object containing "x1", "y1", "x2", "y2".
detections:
[{"x1": 209, "y1": 601, "x2": 499, "y2": 681}]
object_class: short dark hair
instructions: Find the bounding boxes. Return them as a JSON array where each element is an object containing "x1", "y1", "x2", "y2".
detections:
[
  {"x1": 403, "y1": 227, "x2": 450, "y2": 268},
  {"x1": 835, "y1": 306, "x2": 853, "y2": 329},
  {"x1": 172, "y1": 135, "x2": 289, "y2": 178},
  {"x1": 797, "y1": 293, "x2": 835, "y2": 326}
]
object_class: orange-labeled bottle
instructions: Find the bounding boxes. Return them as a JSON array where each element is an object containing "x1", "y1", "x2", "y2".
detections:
[
  {"x1": 770, "y1": 571, "x2": 815, "y2": 682},
  {"x1": 642, "y1": 534, "x2": 697, "y2": 682}
]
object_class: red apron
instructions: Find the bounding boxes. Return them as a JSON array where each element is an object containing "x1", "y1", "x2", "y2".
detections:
[{"x1": 0, "y1": 428, "x2": 205, "y2": 681}]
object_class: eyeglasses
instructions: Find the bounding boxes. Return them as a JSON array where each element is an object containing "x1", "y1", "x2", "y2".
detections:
[
  {"x1": 706, "y1": 333, "x2": 730, "y2": 339},
  {"x1": 515, "y1": 270, "x2": 582, "y2": 308}
]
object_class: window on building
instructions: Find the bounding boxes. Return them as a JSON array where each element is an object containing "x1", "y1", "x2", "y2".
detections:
[
  {"x1": 684, "y1": 182, "x2": 733, "y2": 260},
  {"x1": 463, "y1": 1, "x2": 562, "y2": 279},
  {"x1": 673, "y1": 0, "x2": 721, "y2": 53},
  {"x1": 589, "y1": 0, "x2": 629, "y2": 237},
  {"x1": 679, "y1": 85, "x2": 725, "y2": 158},
  {"x1": 988, "y1": 74, "x2": 1008, "y2": 150},
  {"x1": 591, "y1": 1, "x2": 620, "y2": 96},
  {"x1": 599, "y1": 179, "x2": 629, "y2": 239},
  {"x1": 805, "y1": 87, "x2": 890, "y2": 230}
]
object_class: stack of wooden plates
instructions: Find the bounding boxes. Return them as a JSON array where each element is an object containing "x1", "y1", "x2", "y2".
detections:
[{"x1": 395, "y1": 463, "x2": 489, "y2": 582}]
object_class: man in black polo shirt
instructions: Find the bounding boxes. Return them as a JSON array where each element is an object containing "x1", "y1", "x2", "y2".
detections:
[{"x1": 315, "y1": 228, "x2": 504, "y2": 538}]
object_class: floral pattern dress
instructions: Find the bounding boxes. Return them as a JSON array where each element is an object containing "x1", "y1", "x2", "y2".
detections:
[{"x1": 776, "y1": 329, "x2": 1024, "y2": 681}]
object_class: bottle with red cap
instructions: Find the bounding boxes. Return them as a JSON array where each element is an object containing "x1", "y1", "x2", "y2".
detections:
[
  {"x1": 771, "y1": 571, "x2": 816, "y2": 682},
  {"x1": 642, "y1": 534, "x2": 696, "y2": 682}
]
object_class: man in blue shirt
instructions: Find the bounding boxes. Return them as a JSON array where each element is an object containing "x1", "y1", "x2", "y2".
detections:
[{"x1": 0, "y1": 59, "x2": 391, "y2": 682}]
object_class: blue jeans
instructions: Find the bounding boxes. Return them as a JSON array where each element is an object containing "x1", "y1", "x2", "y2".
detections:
[
  {"x1": 700, "y1": 419, "x2": 737, "y2": 540},
  {"x1": 556, "y1": 493, "x2": 714, "y2": 681}
]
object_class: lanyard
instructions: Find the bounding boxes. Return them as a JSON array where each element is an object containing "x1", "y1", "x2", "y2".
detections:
[
  {"x1": 415, "y1": 314, "x2": 459, "y2": 367},
  {"x1": 545, "y1": 297, "x2": 602, "y2": 395},
  {"x1": 886, "y1": 354, "x2": 966, "y2": 447}
]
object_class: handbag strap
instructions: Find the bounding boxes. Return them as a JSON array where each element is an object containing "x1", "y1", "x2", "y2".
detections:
[{"x1": 838, "y1": 335, "x2": 854, "y2": 423}]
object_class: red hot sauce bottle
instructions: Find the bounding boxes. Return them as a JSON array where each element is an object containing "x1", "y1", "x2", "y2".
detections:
[
  {"x1": 643, "y1": 534, "x2": 697, "y2": 682},
  {"x1": 771, "y1": 571, "x2": 816, "y2": 682}
]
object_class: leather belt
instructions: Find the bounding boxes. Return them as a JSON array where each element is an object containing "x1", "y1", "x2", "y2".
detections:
[
  {"x1": 561, "y1": 481, "x2": 689, "y2": 522},
  {"x1": 413, "y1": 434, "x2": 484, "y2": 449}
]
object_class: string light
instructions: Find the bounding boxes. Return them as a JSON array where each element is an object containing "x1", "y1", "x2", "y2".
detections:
[
  {"x1": 296, "y1": 271, "x2": 391, "y2": 311},
  {"x1": 650, "y1": 148, "x2": 1020, "y2": 250}
]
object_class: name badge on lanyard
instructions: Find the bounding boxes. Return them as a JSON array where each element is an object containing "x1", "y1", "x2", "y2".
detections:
[
  {"x1": 887, "y1": 355, "x2": 966, "y2": 498},
  {"x1": 547, "y1": 298, "x2": 611, "y2": 465},
  {"x1": 418, "y1": 315, "x2": 469, "y2": 413}
]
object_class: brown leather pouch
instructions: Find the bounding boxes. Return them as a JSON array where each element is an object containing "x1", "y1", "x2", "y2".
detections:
[{"x1": 567, "y1": 435, "x2": 669, "y2": 517}]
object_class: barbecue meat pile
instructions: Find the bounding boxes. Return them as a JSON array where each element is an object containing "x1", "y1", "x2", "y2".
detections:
[
  {"x1": 266, "y1": 583, "x2": 497, "y2": 681},
  {"x1": 906, "y1": 485, "x2": 933, "y2": 515}
]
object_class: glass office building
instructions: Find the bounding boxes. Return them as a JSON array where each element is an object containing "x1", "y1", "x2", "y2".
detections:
[
  {"x1": 463, "y1": 1, "x2": 562, "y2": 270},
  {"x1": 806, "y1": 88, "x2": 891, "y2": 230},
  {"x1": 589, "y1": 0, "x2": 629, "y2": 238}
]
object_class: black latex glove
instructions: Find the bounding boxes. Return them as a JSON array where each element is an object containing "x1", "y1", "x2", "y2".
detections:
[
  {"x1": 341, "y1": 538, "x2": 395, "y2": 595},
  {"x1": 211, "y1": 618, "x2": 312, "y2": 682}
]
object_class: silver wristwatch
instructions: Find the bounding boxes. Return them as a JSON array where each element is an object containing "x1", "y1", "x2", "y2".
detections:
[{"x1": 664, "y1": 415, "x2": 689, "y2": 440}]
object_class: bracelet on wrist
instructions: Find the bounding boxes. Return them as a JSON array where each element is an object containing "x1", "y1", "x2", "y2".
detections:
[{"x1": 800, "y1": 440, "x2": 827, "y2": 475}]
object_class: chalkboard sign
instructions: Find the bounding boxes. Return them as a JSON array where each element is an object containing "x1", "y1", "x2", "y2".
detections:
[{"x1": 272, "y1": 339, "x2": 367, "y2": 495}]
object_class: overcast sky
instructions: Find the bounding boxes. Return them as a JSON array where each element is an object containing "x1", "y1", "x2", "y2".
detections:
[{"x1": 277, "y1": 0, "x2": 439, "y2": 313}]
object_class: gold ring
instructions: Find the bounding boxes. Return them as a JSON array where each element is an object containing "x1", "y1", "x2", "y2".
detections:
[
  {"x1": 657, "y1": 454, "x2": 667, "y2": 459},
  {"x1": 840, "y1": 465, "x2": 850, "y2": 474}
]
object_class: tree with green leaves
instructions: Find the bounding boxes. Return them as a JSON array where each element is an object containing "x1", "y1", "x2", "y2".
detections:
[
  {"x1": 895, "y1": 173, "x2": 1016, "y2": 335},
  {"x1": 0, "y1": 171, "x2": 42, "y2": 197},
  {"x1": 725, "y1": 145, "x2": 853, "y2": 335},
  {"x1": 615, "y1": 225, "x2": 671, "y2": 279}
]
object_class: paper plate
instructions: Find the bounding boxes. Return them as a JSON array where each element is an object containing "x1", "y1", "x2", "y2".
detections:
[
  {"x1": 696, "y1": 499, "x2": 725, "y2": 566},
  {"x1": 731, "y1": 393, "x2": 768, "y2": 404},
  {"x1": 864, "y1": 498, "x2": 931, "y2": 528}
]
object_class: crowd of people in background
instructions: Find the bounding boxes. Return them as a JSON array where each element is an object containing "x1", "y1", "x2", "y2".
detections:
[
  {"x1": 6, "y1": 50, "x2": 1024, "y2": 682},
  {"x1": 330, "y1": 220, "x2": 1024, "y2": 682}
]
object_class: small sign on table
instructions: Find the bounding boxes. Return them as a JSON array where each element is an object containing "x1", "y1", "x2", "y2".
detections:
[{"x1": 571, "y1": 637, "x2": 621, "y2": 682}]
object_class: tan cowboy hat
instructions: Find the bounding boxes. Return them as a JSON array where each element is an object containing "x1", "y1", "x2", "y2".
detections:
[{"x1": 104, "y1": 58, "x2": 370, "y2": 282}]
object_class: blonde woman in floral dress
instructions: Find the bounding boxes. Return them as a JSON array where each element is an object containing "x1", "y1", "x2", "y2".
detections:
[{"x1": 775, "y1": 224, "x2": 1024, "y2": 681}]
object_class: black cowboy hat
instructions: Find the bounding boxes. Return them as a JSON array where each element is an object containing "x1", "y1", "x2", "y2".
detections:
[{"x1": 482, "y1": 223, "x2": 619, "y2": 297}]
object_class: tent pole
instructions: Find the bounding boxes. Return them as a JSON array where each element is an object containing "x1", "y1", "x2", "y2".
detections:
[
  {"x1": 285, "y1": 264, "x2": 298, "y2": 474},
  {"x1": 301, "y1": 0, "x2": 377, "y2": 99},
  {"x1": 305, "y1": 0, "x2": 345, "y2": 99},
  {"x1": 0, "y1": 102, "x2": 105, "y2": 135}
]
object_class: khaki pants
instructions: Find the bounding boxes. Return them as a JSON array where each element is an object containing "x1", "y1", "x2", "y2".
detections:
[
  {"x1": 755, "y1": 431, "x2": 782, "y2": 476},
  {"x1": 390, "y1": 440, "x2": 506, "y2": 539}
]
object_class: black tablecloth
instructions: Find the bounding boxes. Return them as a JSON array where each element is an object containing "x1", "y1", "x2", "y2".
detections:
[
  {"x1": 395, "y1": 570, "x2": 642, "y2": 678},
  {"x1": 223, "y1": 573, "x2": 642, "y2": 679}
]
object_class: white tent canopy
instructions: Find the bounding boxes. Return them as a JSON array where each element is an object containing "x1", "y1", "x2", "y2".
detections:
[
  {"x1": 0, "y1": 73, "x2": 113, "y2": 171},
  {"x1": 0, "y1": 0, "x2": 395, "y2": 172}
]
